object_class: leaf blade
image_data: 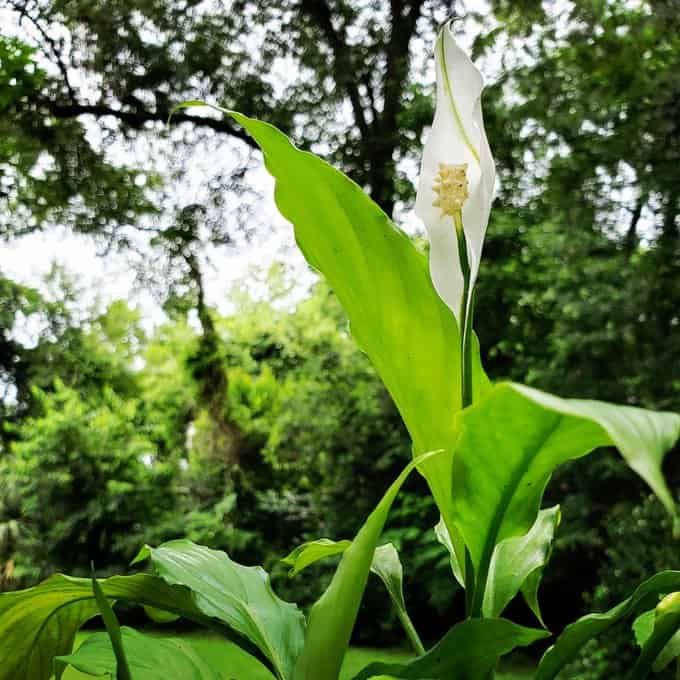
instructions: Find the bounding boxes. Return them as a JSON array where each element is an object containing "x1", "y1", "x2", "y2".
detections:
[
  {"x1": 0, "y1": 572, "x2": 216, "y2": 680},
  {"x1": 56, "y1": 627, "x2": 221, "y2": 680},
  {"x1": 292, "y1": 450, "x2": 443, "y2": 680},
  {"x1": 482, "y1": 506, "x2": 560, "y2": 621},
  {"x1": 351, "y1": 618, "x2": 548, "y2": 680},
  {"x1": 188, "y1": 106, "x2": 489, "y2": 569},
  {"x1": 90, "y1": 569, "x2": 131, "y2": 680},
  {"x1": 280, "y1": 539, "x2": 351, "y2": 577},
  {"x1": 370, "y1": 543, "x2": 425, "y2": 656},
  {"x1": 132, "y1": 540, "x2": 305, "y2": 680},
  {"x1": 450, "y1": 383, "x2": 680, "y2": 614}
]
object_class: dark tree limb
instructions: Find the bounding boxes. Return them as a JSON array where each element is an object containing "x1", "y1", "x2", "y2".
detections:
[
  {"x1": 46, "y1": 102, "x2": 258, "y2": 148},
  {"x1": 624, "y1": 195, "x2": 645, "y2": 254},
  {"x1": 367, "y1": 0, "x2": 425, "y2": 214},
  {"x1": 298, "y1": 0, "x2": 370, "y2": 138}
]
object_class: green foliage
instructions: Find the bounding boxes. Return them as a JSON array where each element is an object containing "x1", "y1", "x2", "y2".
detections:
[
  {"x1": 566, "y1": 494, "x2": 680, "y2": 679},
  {"x1": 90, "y1": 571, "x2": 132, "y2": 680},
  {"x1": 634, "y1": 604, "x2": 680, "y2": 675},
  {"x1": 630, "y1": 593, "x2": 680, "y2": 679},
  {"x1": 292, "y1": 450, "x2": 440, "y2": 680},
  {"x1": 450, "y1": 383, "x2": 680, "y2": 616},
  {"x1": 350, "y1": 618, "x2": 549, "y2": 680},
  {"x1": 56, "y1": 628, "x2": 221, "y2": 680},
  {"x1": 2, "y1": 3, "x2": 680, "y2": 672},
  {"x1": 369, "y1": 543, "x2": 424, "y2": 656},
  {"x1": 483, "y1": 506, "x2": 559, "y2": 623},
  {"x1": 7, "y1": 380, "x2": 173, "y2": 578},
  {"x1": 0, "y1": 572, "x2": 218, "y2": 680},
  {"x1": 133, "y1": 540, "x2": 305, "y2": 680},
  {"x1": 536, "y1": 572, "x2": 680, "y2": 680},
  {"x1": 218, "y1": 109, "x2": 489, "y2": 585},
  {"x1": 282, "y1": 539, "x2": 351, "y2": 577}
]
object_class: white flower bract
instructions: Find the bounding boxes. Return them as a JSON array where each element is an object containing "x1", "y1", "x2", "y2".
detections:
[{"x1": 415, "y1": 21, "x2": 496, "y2": 323}]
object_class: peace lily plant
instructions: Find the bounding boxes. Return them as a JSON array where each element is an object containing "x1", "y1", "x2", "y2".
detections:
[{"x1": 2, "y1": 19, "x2": 680, "y2": 680}]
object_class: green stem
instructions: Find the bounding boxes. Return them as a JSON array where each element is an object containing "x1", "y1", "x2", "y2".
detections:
[
  {"x1": 454, "y1": 212, "x2": 477, "y2": 619},
  {"x1": 455, "y1": 213, "x2": 473, "y2": 411},
  {"x1": 396, "y1": 608, "x2": 426, "y2": 657}
]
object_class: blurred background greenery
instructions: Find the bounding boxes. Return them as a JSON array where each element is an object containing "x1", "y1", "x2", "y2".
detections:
[{"x1": 1, "y1": 1, "x2": 679, "y2": 677}]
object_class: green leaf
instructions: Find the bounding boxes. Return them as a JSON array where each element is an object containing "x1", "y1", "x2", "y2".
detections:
[
  {"x1": 179, "y1": 104, "x2": 489, "y2": 578},
  {"x1": 281, "y1": 539, "x2": 425, "y2": 655},
  {"x1": 536, "y1": 571, "x2": 680, "y2": 680},
  {"x1": 281, "y1": 539, "x2": 351, "y2": 577},
  {"x1": 450, "y1": 383, "x2": 680, "y2": 615},
  {"x1": 634, "y1": 608, "x2": 680, "y2": 673},
  {"x1": 292, "y1": 449, "x2": 443, "y2": 680},
  {"x1": 483, "y1": 506, "x2": 560, "y2": 622},
  {"x1": 55, "y1": 627, "x2": 221, "y2": 679},
  {"x1": 633, "y1": 610, "x2": 656, "y2": 647},
  {"x1": 0, "y1": 572, "x2": 216, "y2": 680},
  {"x1": 631, "y1": 592, "x2": 680, "y2": 678},
  {"x1": 434, "y1": 516, "x2": 464, "y2": 588},
  {"x1": 370, "y1": 543, "x2": 425, "y2": 656},
  {"x1": 132, "y1": 540, "x2": 305, "y2": 680},
  {"x1": 90, "y1": 569, "x2": 132, "y2": 680},
  {"x1": 143, "y1": 605, "x2": 181, "y2": 624},
  {"x1": 521, "y1": 564, "x2": 548, "y2": 629},
  {"x1": 351, "y1": 618, "x2": 549, "y2": 680}
]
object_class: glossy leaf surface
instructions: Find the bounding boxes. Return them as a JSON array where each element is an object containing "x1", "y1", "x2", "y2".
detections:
[
  {"x1": 0, "y1": 572, "x2": 212, "y2": 680},
  {"x1": 90, "y1": 571, "x2": 131, "y2": 680},
  {"x1": 176, "y1": 106, "x2": 490, "y2": 571},
  {"x1": 133, "y1": 540, "x2": 305, "y2": 680},
  {"x1": 483, "y1": 506, "x2": 560, "y2": 621},
  {"x1": 634, "y1": 607, "x2": 680, "y2": 673},
  {"x1": 370, "y1": 543, "x2": 424, "y2": 655},
  {"x1": 450, "y1": 383, "x2": 680, "y2": 613}
]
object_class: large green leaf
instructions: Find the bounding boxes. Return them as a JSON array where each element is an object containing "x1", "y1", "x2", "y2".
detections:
[
  {"x1": 0, "y1": 572, "x2": 215, "y2": 680},
  {"x1": 176, "y1": 105, "x2": 489, "y2": 576},
  {"x1": 450, "y1": 383, "x2": 680, "y2": 614},
  {"x1": 483, "y1": 505, "x2": 560, "y2": 621},
  {"x1": 55, "y1": 627, "x2": 221, "y2": 679},
  {"x1": 536, "y1": 571, "x2": 680, "y2": 680},
  {"x1": 351, "y1": 617, "x2": 549, "y2": 680},
  {"x1": 132, "y1": 540, "x2": 304, "y2": 680},
  {"x1": 292, "y1": 450, "x2": 442, "y2": 680}
]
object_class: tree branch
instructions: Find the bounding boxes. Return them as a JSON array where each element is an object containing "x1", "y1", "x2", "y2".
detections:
[
  {"x1": 11, "y1": 1, "x2": 78, "y2": 102},
  {"x1": 624, "y1": 195, "x2": 645, "y2": 254},
  {"x1": 46, "y1": 102, "x2": 258, "y2": 148},
  {"x1": 299, "y1": 0, "x2": 369, "y2": 137}
]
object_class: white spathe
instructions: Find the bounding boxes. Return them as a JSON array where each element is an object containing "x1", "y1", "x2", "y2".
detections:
[{"x1": 415, "y1": 21, "x2": 496, "y2": 323}]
